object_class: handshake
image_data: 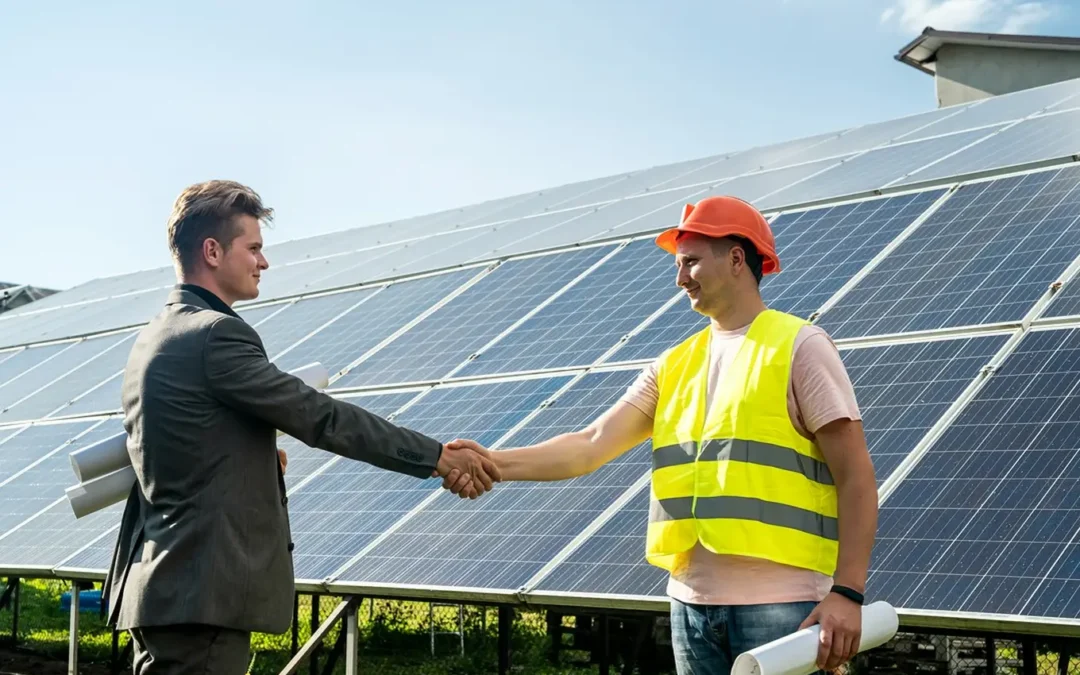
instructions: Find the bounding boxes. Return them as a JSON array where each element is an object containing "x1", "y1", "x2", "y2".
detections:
[{"x1": 432, "y1": 439, "x2": 501, "y2": 499}]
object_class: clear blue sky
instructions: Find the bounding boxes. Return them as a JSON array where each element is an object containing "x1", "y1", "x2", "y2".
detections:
[{"x1": 1, "y1": 0, "x2": 1076, "y2": 290}]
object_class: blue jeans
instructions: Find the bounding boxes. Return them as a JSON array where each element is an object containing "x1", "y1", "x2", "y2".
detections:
[{"x1": 670, "y1": 598, "x2": 822, "y2": 675}]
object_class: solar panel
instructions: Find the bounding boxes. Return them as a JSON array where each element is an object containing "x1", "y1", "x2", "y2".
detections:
[
  {"x1": 842, "y1": 334, "x2": 1008, "y2": 484},
  {"x1": 530, "y1": 483, "x2": 666, "y2": 597},
  {"x1": 0, "y1": 343, "x2": 71, "y2": 389},
  {"x1": 661, "y1": 133, "x2": 844, "y2": 188},
  {"x1": 389, "y1": 210, "x2": 601, "y2": 278},
  {"x1": 897, "y1": 108, "x2": 1080, "y2": 187},
  {"x1": 760, "y1": 129, "x2": 995, "y2": 210},
  {"x1": 0, "y1": 333, "x2": 133, "y2": 417},
  {"x1": 817, "y1": 166, "x2": 1080, "y2": 339},
  {"x1": 253, "y1": 289, "x2": 377, "y2": 362},
  {"x1": 0, "y1": 420, "x2": 119, "y2": 538},
  {"x1": 0, "y1": 421, "x2": 97, "y2": 485},
  {"x1": 0, "y1": 332, "x2": 137, "y2": 423},
  {"x1": 901, "y1": 80, "x2": 1080, "y2": 142},
  {"x1": 613, "y1": 191, "x2": 945, "y2": 362},
  {"x1": 867, "y1": 326, "x2": 1080, "y2": 618},
  {"x1": 474, "y1": 186, "x2": 712, "y2": 261},
  {"x1": 332, "y1": 247, "x2": 616, "y2": 388},
  {"x1": 791, "y1": 107, "x2": 965, "y2": 163},
  {"x1": 458, "y1": 241, "x2": 677, "y2": 376},
  {"x1": 713, "y1": 156, "x2": 851, "y2": 206},
  {"x1": 551, "y1": 156, "x2": 729, "y2": 209},
  {"x1": 332, "y1": 370, "x2": 649, "y2": 591},
  {"x1": 274, "y1": 270, "x2": 477, "y2": 379},
  {"x1": 287, "y1": 377, "x2": 570, "y2": 581},
  {"x1": 0, "y1": 500, "x2": 124, "y2": 569}
]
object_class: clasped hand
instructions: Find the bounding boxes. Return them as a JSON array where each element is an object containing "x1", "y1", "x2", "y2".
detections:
[{"x1": 432, "y1": 439, "x2": 500, "y2": 499}]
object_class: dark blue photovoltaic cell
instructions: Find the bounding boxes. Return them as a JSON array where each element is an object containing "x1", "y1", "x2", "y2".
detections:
[
  {"x1": 457, "y1": 241, "x2": 677, "y2": 376},
  {"x1": 818, "y1": 166, "x2": 1080, "y2": 339},
  {"x1": 4, "y1": 332, "x2": 136, "y2": 423},
  {"x1": 0, "y1": 420, "x2": 122, "y2": 537},
  {"x1": 898, "y1": 109, "x2": 1080, "y2": 186},
  {"x1": 614, "y1": 190, "x2": 944, "y2": 362},
  {"x1": 841, "y1": 335, "x2": 1007, "y2": 484},
  {"x1": 287, "y1": 377, "x2": 571, "y2": 581},
  {"x1": 335, "y1": 370, "x2": 651, "y2": 590},
  {"x1": 760, "y1": 129, "x2": 991, "y2": 210},
  {"x1": 0, "y1": 333, "x2": 132, "y2": 416},
  {"x1": 273, "y1": 269, "x2": 476, "y2": 379},
  {"x1": 1043, "y1": 273, "x2": 1080, "y2": 318},
  {"x1": 532, "y1": 335, "x2": 1004, "y2": 598},
  {"x1": 332, "y1": 247, "x2": 616, "y2": 388},
  {"x1": 533, "y1": 484, "x2": 667, "y2": 597},
  {"x1": 0, "y1": 419, "x2": 126, "y2": 566},
  {"x1": 0, "y1": 421, "x2": 97, "y2": 484},
  {"x1": 868, "y1": 327, "x2": 1080, "y2": 618},
  {"x1": 0, "y1": 343, "x2": 71, "y2": 390},
  {"x1": 254, "y1": 289, "x2": 376, "y2": 361}
]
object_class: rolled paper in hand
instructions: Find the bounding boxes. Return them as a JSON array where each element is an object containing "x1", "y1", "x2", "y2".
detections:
[
  {"x1": 65, "y1": 465, "x2": 138, "y2": 519},
  {"x1": 731, "y1": 600, "x2": 898, "y2": 675},
  {"x1": 70, "y1": 431, "x2": 128, "y2": 483},
  {"x1": 65, "y1": 361, "x2": 331, "y2": 518}
]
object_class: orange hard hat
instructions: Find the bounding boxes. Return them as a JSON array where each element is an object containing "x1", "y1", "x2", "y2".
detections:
[{"x1": 655, "y1": 195, "x2": 781, "y2": 275}]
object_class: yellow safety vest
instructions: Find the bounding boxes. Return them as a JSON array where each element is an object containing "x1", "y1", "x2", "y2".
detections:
[{"x1": 645, "y1": 309, "x2": 839, "y2": 576}]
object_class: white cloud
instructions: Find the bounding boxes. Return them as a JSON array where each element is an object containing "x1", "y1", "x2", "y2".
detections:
[
  {"x1": 880, "y1": 0, "x2": 1059, "y2": 34},
  {"x1": 1001, "y1": 2, "x2": 1054, "y2": 32}
]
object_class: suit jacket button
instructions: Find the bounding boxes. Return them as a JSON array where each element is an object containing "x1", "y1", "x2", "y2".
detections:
[
  {"x1": 281, "y1": 496, "x2": 288, "y2": 506},
  {"x1": 288, "y1": 542, "x2": 295, "y2": 552}
]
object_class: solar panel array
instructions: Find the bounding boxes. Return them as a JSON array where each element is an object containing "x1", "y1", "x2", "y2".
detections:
[{"x1": 4, "y1": 76, "x2": 1080, "y2": 630}]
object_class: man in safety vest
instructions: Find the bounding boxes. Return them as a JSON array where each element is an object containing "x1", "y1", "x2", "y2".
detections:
[{"x1": 445, "y1": 195, "x2": 878, "y2": 675}]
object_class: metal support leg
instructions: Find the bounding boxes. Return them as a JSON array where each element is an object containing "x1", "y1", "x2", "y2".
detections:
[
  {"x1": 1023, "y1": 638, "x2": 1037, "y2": 675},
  {"x1": 598, "y1": 614, "x2": 610, "y2": 675},
  {"x1": 68, "y1": 581, "x2": 80, "y2": 675},
  {"x1": 291, "y1": 594, "x2": 300, "y2": 656},
  {"x1": 498, "y1": 606, "x2": 513, "y2": 675},
  {"x1": 310, "y1": 594, "x2": 321, "y2": 675},
  {"x1": 11, "y1": 577, "x2": 18, "y2": 645},
  {"x1": 345, "y1": 601, "x2": 359, "y2": 675}
]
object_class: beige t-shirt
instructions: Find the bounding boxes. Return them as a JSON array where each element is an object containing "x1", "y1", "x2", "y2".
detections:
[{"x1": 621, "y1": 320, "x2": 862, "y2": 606}]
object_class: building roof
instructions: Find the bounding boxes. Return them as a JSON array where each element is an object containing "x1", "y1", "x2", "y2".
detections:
[{"x1": 896, "y1": 27, "x2": 1080, "y2": 75}]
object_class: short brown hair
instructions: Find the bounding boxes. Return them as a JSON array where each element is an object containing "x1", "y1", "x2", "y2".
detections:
[{"x1": 167, "y1": 180, "x2": 274, "y2": 272}]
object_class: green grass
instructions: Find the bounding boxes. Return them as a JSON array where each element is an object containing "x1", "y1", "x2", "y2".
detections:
[{"x1": 0, "y1": 578, "x2": 610, "y2": 674}]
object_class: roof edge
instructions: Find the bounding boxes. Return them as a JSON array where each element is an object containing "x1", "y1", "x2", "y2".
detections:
[{"x1": 896, "y1": 26, "x2": 1080, "y2": 75}]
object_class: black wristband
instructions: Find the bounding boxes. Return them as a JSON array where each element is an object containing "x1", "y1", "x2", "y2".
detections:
[{"x1": 830, "y1": 584, "x2": 864, "y2": 605}]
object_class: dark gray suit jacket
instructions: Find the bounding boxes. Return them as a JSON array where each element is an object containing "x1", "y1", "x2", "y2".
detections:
[{"x1": 103, "y1": 287, "x2": 443, "y2": 633}]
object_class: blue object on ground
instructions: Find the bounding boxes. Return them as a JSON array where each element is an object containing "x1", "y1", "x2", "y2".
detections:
[{"x1": 60, "y1": 589, "x2": 104, "y2": 613}]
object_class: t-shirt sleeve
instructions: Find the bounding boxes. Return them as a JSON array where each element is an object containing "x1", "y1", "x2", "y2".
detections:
[
  {"x1": 620, "y1": 360, "x2": 660, "y2": 420},
  {"x1": 791, "y1": 326, "x2": 862, "y2": 435}
]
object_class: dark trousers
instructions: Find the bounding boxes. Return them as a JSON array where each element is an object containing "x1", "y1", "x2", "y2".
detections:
[{"x1": 129, "y1": 624, "x2": 252, "y2": 675}]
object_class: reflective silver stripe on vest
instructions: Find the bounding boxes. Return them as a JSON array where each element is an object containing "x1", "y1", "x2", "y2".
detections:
[
  {"x1": 651, "y1": 496, "x2": 838, "y2": 540},
  {"x1": 652, "y1": 438, "x2": 833, "y2": 486}
]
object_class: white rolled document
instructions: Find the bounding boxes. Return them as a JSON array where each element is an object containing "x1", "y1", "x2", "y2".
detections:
[
  {"x1": 65, "y1": 361, "x2": 330, "y2": 518},
  {"x1": 731, "y1": 600, "x2": 898, "y2": 675}
]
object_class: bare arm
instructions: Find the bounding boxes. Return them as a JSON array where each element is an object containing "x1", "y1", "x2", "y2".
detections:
[
  {"x1": 816, "y1": 418, "x2": 877, "y2": 592},
  {"x1": 800, "y1": 417, "x2": 878, "y2": 671},
  {"x1": 451, "y1": 400, "x2": 653, "y2": 482}
]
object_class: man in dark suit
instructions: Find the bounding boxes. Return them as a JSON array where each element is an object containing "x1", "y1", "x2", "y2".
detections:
[{"x1": 103, "y1": 180, "x2": 498, "y2": 674}]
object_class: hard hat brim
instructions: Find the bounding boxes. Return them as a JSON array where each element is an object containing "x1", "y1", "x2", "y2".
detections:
[{"x1": 655, "y1": 224, "x2": 781, "y2": 274}]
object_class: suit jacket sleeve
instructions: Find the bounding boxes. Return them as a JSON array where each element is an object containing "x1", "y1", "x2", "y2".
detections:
[{"x1": 202, "y1": 315, "x2": 442, "y2": 478}]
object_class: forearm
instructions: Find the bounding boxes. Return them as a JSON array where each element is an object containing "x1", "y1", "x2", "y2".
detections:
[
  {"x1": 832, "y1": 471, "x2": 878, "y2": 592},
  {"x1": 497, "y1": 430, "x2": 602, "y2": 481}
]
